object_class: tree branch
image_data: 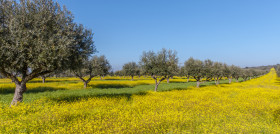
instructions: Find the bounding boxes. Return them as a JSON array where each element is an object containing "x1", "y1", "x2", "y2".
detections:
[
  {"x1": 0, "y1": 67, "x2": 20, "y2": 85},
  {"x1": 24, "y1": 70, "x2": 52, "y2": 83}
]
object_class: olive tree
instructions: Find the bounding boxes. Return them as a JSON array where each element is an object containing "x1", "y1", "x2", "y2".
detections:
[
  {"x1": 122, "y1": 62, "x2": 139, "y2": 80},
  {"x1": 231, "y1": 65, "x2": 242, "y2": 82},
  {"x1": 92, "y1": 55, "x2": 111, "y2": 79},
  {"x1": 73, "y1": 59, "x2": 95, "y2": 88},
  {"x1": 241, "y1": 69, "x2": 251, "y2": 81},
  {"x1": 166, "y1": 50, "x2": 179, "y2": 83},
  {"x1": 212, "y1": 62, "x2": 224, "y2": 85},
  {"x1": 184, "y1": 57, "x2": 204, "y2": 88},
  {"x1": 204, "y1": 59, "x2": 214, "y2": 81},
  {"x1": 223, "y1": 64, "x2": 233, "y2": 83},
  {"x1": 115, "y1": 70, "x2": 125, "y2": 78},
  {"x1": 140, "y1": 48, "x2": 178, "y2": 91},
  {"x1": 0, "y1": 0, "x2": 95, "y2": 105}
]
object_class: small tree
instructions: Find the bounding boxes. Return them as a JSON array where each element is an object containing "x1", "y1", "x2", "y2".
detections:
[
  {"x1": 122, "y1": 62, "x2": 139, "y2": 80},
  {"x1": 184, "y1": 57, "x2": 204, "y2": 88},
  {"x1": 223, "y1": 64, "x2": 233, "y2": 84},
  {"x1": 166, "y1": 50, "x2": 179, "y2": 83},
  {"x1": 183, "y1": 64, "x2": 191, "y2": 82},
  {"x1": 92, "y1": 55, "x2": 111, "y2": 79},
  {"x1": 140, "y1": 48, "x2": 178, "y2": 91},
  {"x1": 73, "y1": 59, "x2": 95, "y2": 88},
  {"x1": 115, "y1": 70, "x2": 125, "y2": 78},
  {"x1": 231, "y1": 65, "x2": 242, "y2": 82},
  {"x1": 241, "y1": 69, "x2": 251, "y2": 81},
  {"x1": 204, "y1": 59, "x2": 214, "y2": 81},
  {"x1": 0, "y1": 0, "x2": 95, "y2": 105},
  {"x1": 212, "y1": 62, "x2": 224, "y2": 85}
]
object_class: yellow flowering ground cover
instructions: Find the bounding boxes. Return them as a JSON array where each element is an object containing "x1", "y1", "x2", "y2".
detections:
[{"x1": 1, "y1": 69, "x2": 280, "y2": 133}]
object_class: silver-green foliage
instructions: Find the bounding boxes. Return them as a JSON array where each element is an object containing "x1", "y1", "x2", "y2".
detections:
[
  {"x1": 0, "y1": 0, "x2": 95, "y2": 105},
  {"x1": 140, "y1": 48, "x2": 178, "y2": 91}
]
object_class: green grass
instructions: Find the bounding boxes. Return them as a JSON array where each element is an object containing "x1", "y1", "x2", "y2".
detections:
[{"x1": 0, "y1": 78, "x2": 244, "y2": 106}]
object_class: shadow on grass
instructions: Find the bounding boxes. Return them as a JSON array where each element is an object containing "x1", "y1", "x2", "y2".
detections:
[
  {"x1": 28, "y1": 80, "x2": 79, "y2": 83},
  {"x1": 50, "y1": 91, "x2": 148, "y2": 103},
  {"x1": 0, "y1": 87, "x2": 66, "y2": 95},
  {"x1": 275, "y1": 78, "x2": 280, "y2": 85},
  {"x1": 89, "y1": 83, "x2": 135, "y2": 89}
]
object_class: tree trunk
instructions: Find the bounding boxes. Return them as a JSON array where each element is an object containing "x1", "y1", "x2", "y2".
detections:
[
  {"x1": 154, "y1": 79, "x2": 159, "y2": 92},
  {"x1": 83, "y1": 81, "x2": 88, "y2": 88},
  {"x1": 216, "y1": 79, "x2": 220, "y2": 85},
  {"x1": 100, "y1": 76, "x2": 102, "y2": 79},
  {"x1": 131, "y1": 76, "x2": 134, "y2": 81},
  {"x1": 42, "y1": 77, "x2": 46, "y2": 83},
  {"x1": 229, "y1": 78, "x2": 232, "y2": 84},
  {"x1": 11, "y1": 83, "x2": 27, "y2": 106},
  {"x1": 196, "y1": 81, "x2": 200, "y2": 88},
  {"x1": 235, "y1": 77, "x2": 239, "y2": 82},
  {"x1": 167, "y1": 77, "x2": 170, "y2": 83},
  {"x1": 187, "y1": 77, "x2": 189, "y2": 82}
]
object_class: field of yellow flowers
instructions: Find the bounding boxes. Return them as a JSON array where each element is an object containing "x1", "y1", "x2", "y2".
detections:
[{"x1": 1, "y1": 69, "x2": 280, "y2": 133}]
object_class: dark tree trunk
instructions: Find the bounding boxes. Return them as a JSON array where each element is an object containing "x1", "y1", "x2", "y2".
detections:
[
  {"x1": 235, "y1": 77, "x2": 239, "y2": 82},
  {"x1": 153, "y1": 76, "x2": 165, "y2": 92},
  {"x1": 131, "y1": 76, "x2": 134, "y2": 81},
  {"x1": 167, "y1": 77, "x2": 170, "y2": 83},
  {"x1": 187, "y1": 76, "x2": 189, "y2": 82},
  {"x1": 100, "y1": 76, "x2": 102, "y2": 79},
  {"x1": 11, "y1": 83, "x2": 27, "y2": 106},
  {"x1": 155, "y1": 80, "x2": 160, "y2": 92}
]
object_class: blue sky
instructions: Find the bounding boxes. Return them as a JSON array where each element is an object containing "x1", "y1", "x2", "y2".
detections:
[{"x1": 57, "y1": 0, "x2": 280, "y2": 71}]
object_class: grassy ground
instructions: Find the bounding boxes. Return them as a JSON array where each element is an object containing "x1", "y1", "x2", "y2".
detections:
[
  {"x1": 1, "y1": 75, "x2": 267, "y2": 133},
  {"x1": 0, "y1": 77, "x2": 240, "y2": 105}
]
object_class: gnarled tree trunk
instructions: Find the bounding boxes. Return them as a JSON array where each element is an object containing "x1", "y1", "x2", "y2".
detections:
[
  {"x1": 11, "y1": 83, "x2": 27, "y2": 106},
  {"x1": 83, "y1": 81, "x2": 89, "y2": 88},
  {"x1": 155, "y1": 82, "x2": 160, "y2": 92}
]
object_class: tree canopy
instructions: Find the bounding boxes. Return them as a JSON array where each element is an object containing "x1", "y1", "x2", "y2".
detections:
[{"x1": 0, "y1": 0, "x2": 95, "y2": 105}]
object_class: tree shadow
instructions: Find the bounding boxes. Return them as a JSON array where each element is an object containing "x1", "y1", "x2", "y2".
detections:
[
  {"x1": 50, "y1": 91, "x2": 148, "y2": 103},
  {"x1": 89, "y1": 83, "x2": 135, "y2": 89},
  {"x1": 28, "y1": 80, "x2": 79, "y2": 83},
  {"x1": 0, "y1": 87, "x2": 65, "y2": 95}
]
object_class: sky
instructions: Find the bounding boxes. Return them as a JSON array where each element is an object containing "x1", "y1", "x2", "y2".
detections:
[{"x1": 57, "y1": 0, "x2": 280, "y2": 71}]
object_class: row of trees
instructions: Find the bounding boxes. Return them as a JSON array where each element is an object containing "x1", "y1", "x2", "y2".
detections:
[
  {"x1": 114, "y1": 49, "x2": 266, "y2": 91},
  {"x1": 0, "y1": 0, "x2": 268, "y2": 105}
]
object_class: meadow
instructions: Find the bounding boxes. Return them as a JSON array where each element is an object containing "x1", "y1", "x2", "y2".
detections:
[{"x1": 1, "y1": 71, "x2": 280, "y2": 133}]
